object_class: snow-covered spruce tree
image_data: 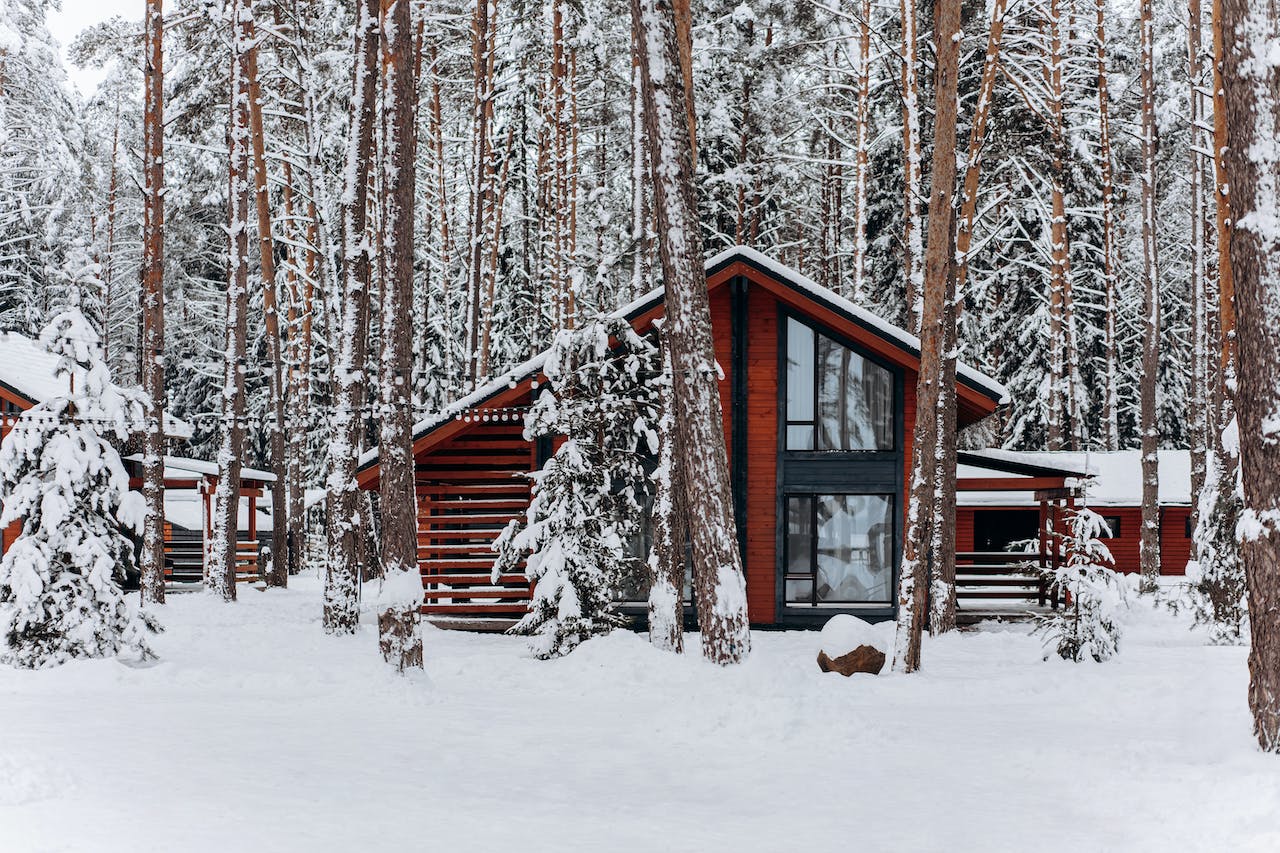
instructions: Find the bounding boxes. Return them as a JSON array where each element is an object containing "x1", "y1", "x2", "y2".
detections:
[
  {"x1": 1036, "y1": 506, "x2": 1124, "y2": 663},
  {"x1": 1187, "y1": 432, "x2": 1247, "y2": 644},
  {"x1": 492, "y1": 317, "x2": 660, "y2": 658},
  {"x1": 0, "y1": 298, "x2": 157, "y2": 668}
]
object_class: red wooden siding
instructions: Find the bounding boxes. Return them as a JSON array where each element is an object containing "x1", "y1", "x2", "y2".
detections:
[
  {"x1": 743, "y1": 289, "x2": 778, "y2": 623},
  {"x1": 1160, "y1": 507, "x2": 1192, "y2": 576},
  {"x1": 414, "y1": 421, "x2": 535, "y2": 618},
  {"x1": 1, "y1": 386, "x2": 31, "y2": 555},
  {"x1": 956, "y1": 505, "x2": 1190, "y2": 577}
]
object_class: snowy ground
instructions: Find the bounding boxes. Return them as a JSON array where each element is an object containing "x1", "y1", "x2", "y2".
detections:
[{"x1": 2, "y1": 578, "x2": 1276, "y2": 853}]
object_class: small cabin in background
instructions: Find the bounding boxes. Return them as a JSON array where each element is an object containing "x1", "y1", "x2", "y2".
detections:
[
  {"x1": 957, "y1": 449, "x2": 1194, "y2": 577},
  {"x1": 0, "y1": 331, "x2": 274, "y2": 588},
  {"x1": 357, "y1": 247, "x2": 1027, "y2": 629}
]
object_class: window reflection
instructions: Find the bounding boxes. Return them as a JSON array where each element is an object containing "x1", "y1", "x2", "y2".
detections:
[
  {"x1": 786, "y1": 494, "x2": 893, "y2": 605},
  {"x1": 785, "y1": 317, "x2": 893, "y2": 451}
]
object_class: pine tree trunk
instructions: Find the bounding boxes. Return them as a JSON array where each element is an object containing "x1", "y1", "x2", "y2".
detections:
[
  {"x1": 1045, "y1": 0, "x2": 1071, "y2": 452},
  {"x1": 1211, "y1": 0, "x2": 1236, "y2": 393},
  {"x1": 466, "y1": 0, "x2": 495, "y2": 385},
  {"x1": 138, "y1": 0, "x2": 166, "y2": 607},
  {"x1": 1095, "y1": 0, "x2": 1120, "y2": 452},
  {"x1": 899, "y1": 0, "x2": 923, "y2": 332},
  {"x1": 244, "y1": 19, "x2": 289, "y2": 589},
  {"x1": 1219, "y1": 0, "x2": 1280, "y2": 753},
  {"x1": 894, "y1": 0, "x2": 961, "y2": 670},
  {"x1": 954, "y1": 0, "x2": 1006, "y2": 293},
  {"x1": 210, "y1": 0, "x2": 254, "y2": 604},
  {"x1": 377, "y1": 0, "x2": 423, "y2": 672},
  {"x1": 1188, "y1": 0, "x2": 1210, "y2": 536},
  {"x1": 647, "y1": 326, "x2": 686, "y2": 653},
  {"x1": 633, "y1": 0, "x2": 750, "y2": 666},
  {"x1": 1138, "y1": 0, "x2": 1162, "y2": 593},
  {"x1": 850, "y1": 0, "x2": 873, "y2": 300},
  {"x1": 323, "y1": 0, "x2": 379, "y2": 634}
]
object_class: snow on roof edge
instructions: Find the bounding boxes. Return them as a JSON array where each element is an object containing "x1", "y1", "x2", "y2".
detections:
[{"x1": 359, "y1": 247, "x2": 1008, "y2": 471}]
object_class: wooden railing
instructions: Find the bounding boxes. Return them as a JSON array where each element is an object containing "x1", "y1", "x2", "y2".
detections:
[
  {"x1": 163, "y1": 533, "x2": 264, "y2": 586},
  {"x1": 955, "y1": 551, "x2": 1057, "y2": 609}
]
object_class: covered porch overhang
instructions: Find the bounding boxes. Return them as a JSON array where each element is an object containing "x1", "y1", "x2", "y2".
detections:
[{"x1": 952, "y1": 450, "x2": 1095, "y2": 623}]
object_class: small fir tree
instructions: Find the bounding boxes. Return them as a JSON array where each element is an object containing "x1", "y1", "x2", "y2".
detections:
[
  {"x1": 0, "y1": 292, "x2": 158, "y2": 668},
  {"x1": 493, "y1": 317, "x2": 660, "y2": 658},
  {"x1": 1037, "y1": 505, "x2": 1124, "y2": 662}
]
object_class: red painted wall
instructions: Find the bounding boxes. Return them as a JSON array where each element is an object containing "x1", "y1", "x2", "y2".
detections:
[{"x1": 956, "y1": 505, "x2": 1190, "y2": 576}]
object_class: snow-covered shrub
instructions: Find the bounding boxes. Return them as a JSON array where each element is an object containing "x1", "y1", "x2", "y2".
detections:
[
  {"x1": 1036, "y1": 506, "x2": 1124, "y2": 662},
  {"x1": 0, "y1": 295, "x2": 158, "y2": 668},
  {"x1": 1186, "y1": 433, "x2": 1248, "y2": 644},
  {"x1": 493, "y1": 317, "x2": 660, "y2": 658}
]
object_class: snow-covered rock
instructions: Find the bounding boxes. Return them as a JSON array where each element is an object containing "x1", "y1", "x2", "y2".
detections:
[{"x1": 816, "y1": 614, "x2": 892, "y2": 676}]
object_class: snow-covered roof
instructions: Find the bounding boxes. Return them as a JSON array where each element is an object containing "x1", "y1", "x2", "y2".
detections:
[
  {"x1": 358, "y1": 247, "x2": 1008, "y2": 471},
  {"x1": 124, "y1": 454, "x2": 277, "y2": 484},
  {"x1": 163, "y1": 490, "x2": 271, "y2": 532},
  {"x1": 958, "y1": 449, "x2": 1191, "y2": 507},
  {"x1": 0, "y1": 331, "x2": 194, "y2": 439},
  {"x1": 159, "y1": 455, "x2": 276, "y2": 484},
  {"x1": 701, "y1": 247, "x2": 1009, "y2": 403}
]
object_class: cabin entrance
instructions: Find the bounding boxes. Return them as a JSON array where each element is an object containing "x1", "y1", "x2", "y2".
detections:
[{"x1": 972, "y1": 509, "x2": 1040, "y2": 552}]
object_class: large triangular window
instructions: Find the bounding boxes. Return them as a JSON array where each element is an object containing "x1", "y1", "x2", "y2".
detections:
[{"x1": 784, "y1": 317, "x2": 894, "y2": 451}]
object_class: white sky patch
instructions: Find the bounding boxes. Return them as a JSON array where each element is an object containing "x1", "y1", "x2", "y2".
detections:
[{"x1": 45, "y1": 0, "x2": 140, "y2": 97}]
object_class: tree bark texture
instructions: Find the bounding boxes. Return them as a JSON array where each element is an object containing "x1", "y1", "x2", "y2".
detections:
[
  {"x1": 1219, "y1": 0, "x2": 1280, "y2": 752},
  {"x1": 1138, "y1": 0, "x2": 1162, "y2": 593},
  {"x1": 244, "y1": 17, "x2": 289, "y2": 589},
  {"x1": 209, "y1": 0, "x2": 254, "y2": 604},
  {"x1": 894, "y1": 0, "x2": 961, "y2": 670},
  {"x1": 139, "y1": 0, "x2": 166, "y2": 607},
  {"x1": 633, "y1": 0, "x2": 750, "y2": 665},
  {"x1": 323, "y1": 0, "x2": 379, "y2": 633},
  {"x1": 377, "y1": 0, "x2": 424, "y2": 672}
]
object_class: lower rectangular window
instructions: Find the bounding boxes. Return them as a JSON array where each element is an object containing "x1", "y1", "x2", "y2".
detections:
[{"x1": 785, "y1": 494, "x2": 894, "y2": 605}]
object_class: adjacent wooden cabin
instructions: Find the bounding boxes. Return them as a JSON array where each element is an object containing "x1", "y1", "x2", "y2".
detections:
[
  {"x1": 957, "y1": 450, "x2": 1194, "y2": 577},
  {"x1": 0, "y1": 331, "x2": 272, "y2": 586},
  {"x1": 356, "y1": 247, "x2": 1013, "y2": 629}
]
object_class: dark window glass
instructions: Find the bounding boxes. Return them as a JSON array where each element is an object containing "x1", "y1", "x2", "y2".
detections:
[
  {"x1": 785, "y1": 317, "x2": 893, "y2": 451},
  {"x1": 786, "y1": 494, "x2": 894, "y2": 605},
  {"x1": 1102, "y1": 516, "x2": 1121, "y2": 539}
]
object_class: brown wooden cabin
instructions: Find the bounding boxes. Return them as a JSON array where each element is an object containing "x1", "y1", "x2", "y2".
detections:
[
  {"x1": 0, "y1": 331, "x2": 271, "y2": 586},
  {"x1": 355, "y1": 247, "x2": 1028, "y2": 629},
  {"x1": 957, "y1": 449, "x2": 1194, "y2": 578},
  {"x1": 121, "y1": 455, "x2": 277, "y2": 588}
]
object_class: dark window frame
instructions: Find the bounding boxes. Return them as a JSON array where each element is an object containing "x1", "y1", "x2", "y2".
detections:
[
  {"x1": 1102, "y1": 515, "x2": 1122, "y2": 539},
  {"x1": 782, "y1": 314, "x2": 898, "y2": 454},
  {"x1": 783, "y1": 492, "x2": 896, "y2": 607}
]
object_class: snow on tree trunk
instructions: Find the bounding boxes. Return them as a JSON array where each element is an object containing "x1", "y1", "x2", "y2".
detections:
[
  {"x1": 1189, "y1": 439, "x2": 1247, "y2": 643},
  {"x1": 244, "y1": 14, "x2": 289, "y2": 590},
  {"x1": 493, "y1": 318, "x2": 660, "y2": 658},
  {"x1": 899, "y1": 0, "x2": 923, "y2": 334},
  {"x1": 323, "y1": 0, "x2": 379, "y2": 635},
  {"x1": 893, "y1": 0, "x2": 961, "y2": 672},
  {"x1": 138, "y1": 0, "x2": 166, "y2": 607},
  {"x1": 1218, "y1": 0, "x2": 1280, "y2": 751},
  {"x1": 646, "y1": 324, "x2": 685, "y2": 653},
  {"x1": 208, "y1": 0, "x2": 254, "y2": 604},
  {"x1": 1137, "y1": 0, "x2": 1162, "y2": 595},
  {"x1": 376, "y1": 0, "x2": 424, "y2": 673},
  {"x1": 1036, "y1": 506, "x2": 1124, "y2": 663},
  {"x1": 0, "y1": 296, "x2": 158, "y2": 668},
  {"x1": 632, "y1": 0, "x2": 750, "y2": 666}
]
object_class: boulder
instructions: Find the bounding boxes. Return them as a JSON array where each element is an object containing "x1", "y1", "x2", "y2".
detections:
[
  {"x1": 817, "y1": 645, "x2": 886, "y2": 676},
  {"x1": 816, "y1": 614, "x2": 890, "y2": 676}
]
